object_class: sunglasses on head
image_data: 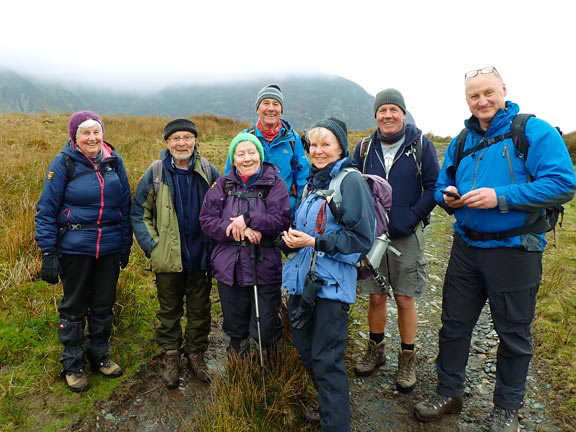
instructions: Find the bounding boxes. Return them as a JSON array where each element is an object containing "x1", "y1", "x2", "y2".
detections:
[{"x1": 464, "y1": 66, "x2": 501, "y2": 81}]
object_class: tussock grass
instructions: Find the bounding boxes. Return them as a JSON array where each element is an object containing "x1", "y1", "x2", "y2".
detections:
[
  {"x1": 533, "y1": 197, "x2": 576, "y2": 428},
  {"x1": 0, "y1": 114, "x2": 574, "y2": 430}
]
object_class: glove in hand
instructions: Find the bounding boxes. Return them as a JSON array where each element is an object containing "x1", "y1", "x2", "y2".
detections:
[
  {"x1": 290, "y1": 272, "x2": 323, "y2": 329},
  {"x1": 119, "y1": 253, "x2": 130, "y2": 269},
  {"x1": 41, "y1": 250, "x2": 61, "y2": 284}
]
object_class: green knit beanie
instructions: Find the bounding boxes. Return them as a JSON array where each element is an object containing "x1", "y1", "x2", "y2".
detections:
[
  {"x1": 229, "y1": 133, "x2": 265, "y2": 164},
  {"x1": 374, "y1": 88, "x2": 407, "y2": 117}
]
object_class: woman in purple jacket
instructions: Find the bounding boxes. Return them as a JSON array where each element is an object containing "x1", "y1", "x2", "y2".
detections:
[{"x1": 200, "y1": 133, "x2": 291, "y2": 355}]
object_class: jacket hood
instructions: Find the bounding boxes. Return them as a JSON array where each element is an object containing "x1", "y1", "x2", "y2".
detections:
[
  {"x1": 62, "y1": 139, "x2": 115, "y2": 163},
  {"x1": 372, "y1": 123, "x2": 423, "y2": 150},
  {"x1": 224, "y1": 161, "x2": 279, "y2": 186},
  {"x1": 465, "y1": 101, "x2": 519, "y2": 136}
]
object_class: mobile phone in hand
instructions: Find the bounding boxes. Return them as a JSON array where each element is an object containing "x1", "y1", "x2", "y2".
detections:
[{"x1": 441, "y1": 189, "x2": 461, "y2": 200}]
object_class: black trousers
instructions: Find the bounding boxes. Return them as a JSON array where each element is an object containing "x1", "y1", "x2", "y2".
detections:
[
  {"x1": 290, "y1": 296, "x2": 351, "y2": 432},
  {"x1": 217, "y1": 281, "x2": 282, "y2": 350},
  {"x1": 436, "y1": 234, "x2": 542, "y2": 409},
  {"x1": 58, "y1": 253, "x2": 121, "y2": 372}
]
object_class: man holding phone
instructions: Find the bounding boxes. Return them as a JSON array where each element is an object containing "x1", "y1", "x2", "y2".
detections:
[{"x1": 415, "y1": 67, "x2": 575, "y2": 431}]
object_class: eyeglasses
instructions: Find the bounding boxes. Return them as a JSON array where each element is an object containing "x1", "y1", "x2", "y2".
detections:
[
  {"x1": 168, "y1": 135, "x2": 195, "y2": 143},
  {"x1": 464, "y1": 66, "x2": 501, "y2": 81}
]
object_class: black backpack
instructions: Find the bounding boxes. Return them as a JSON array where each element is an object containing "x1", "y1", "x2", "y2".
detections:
[{"x1": 452, "y1": 113, "x2": 565, "y2": 240}]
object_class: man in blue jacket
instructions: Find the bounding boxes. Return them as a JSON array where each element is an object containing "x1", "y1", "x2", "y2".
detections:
[
  {"x1": 352, "y1": 89, "x2": 439, "y2": 394},
  {"x1": 414, "y1": 67, "x2": 575, "y2": 431},
  {"x1": 224, "y1": 83, "x2": 309, "y2": 215}
]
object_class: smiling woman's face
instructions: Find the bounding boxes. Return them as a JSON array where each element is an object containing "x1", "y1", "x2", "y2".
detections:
[
  {"x1": 234, "y1": 141, "x2": 261, "y2": 176},
  {"x1": 308, "y1": 128, "x2": 342, "y2": 169},
  {"x1": 76, "y1": 125, "x2": 103, "y2": 158}
]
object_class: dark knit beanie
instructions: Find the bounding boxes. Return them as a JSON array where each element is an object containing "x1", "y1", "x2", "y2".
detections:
[
  {"x1": 312, "y1": 117, "x2": 349, "y2": 156},
  {"x1": 255, "y1": 84, "x2": 284, "y2": 111},
  {"x1": 163, "y1": 118, "x2": 198, "y2": 140},
  {"x1": 374, "y1": 88, "x2": 407, "y2": 117},
  {"x1": 68, "y1": 110, "x2": 104, "y2": 143}
]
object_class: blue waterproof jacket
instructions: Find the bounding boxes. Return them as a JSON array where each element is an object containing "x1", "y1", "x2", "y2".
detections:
[
  {"x1": 282, "y1": 158, "x2": 375, "y2": 304},
  {"x1": 353, "y1": 124, "x2": 439, "y2": 238},
  {"x1": 224, "y1": 119, "x2": 310, "y2": 214},
  {"x1": 35, "y1": 140, "x2": 132, "y2": 257},
  {"x1": 435, "y1": 101, "x2": 576, "y2": 250}
]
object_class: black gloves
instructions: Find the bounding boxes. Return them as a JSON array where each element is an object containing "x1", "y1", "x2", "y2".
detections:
[
  {"x1": 290, "y1": 272, "x2": 324, "y2": 330},
  {"x1": 119, "y1": 253, "x2": 130, "y2": 269},
  {"x1": 275, "y1": 235, "x2": 300, "y2": 256},
  {"x1": 41, "y1": 250, "x2": 61, "y2": 284}
]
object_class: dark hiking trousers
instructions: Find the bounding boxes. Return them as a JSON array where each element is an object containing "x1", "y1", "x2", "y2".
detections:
[
  {"x1": 155, "y1": 270, "x2": 211, "y2": 354},
  {"x1": 217, "y1": 281, "x2": 282, "y2": 350},
  {"x1": 58, "y1": 253, "x2": 120, "y2": 373},
  {"x1": 290, "y1": 296, "x2": 351, "y2": 432},
  {"x1": 436, "y1": 234, "x2": 542, "y2": 410}
]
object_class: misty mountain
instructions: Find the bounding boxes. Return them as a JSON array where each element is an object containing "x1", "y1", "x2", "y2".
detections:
[{"x1": 0, "y1": 70, "x2": 376, "y2": 130}]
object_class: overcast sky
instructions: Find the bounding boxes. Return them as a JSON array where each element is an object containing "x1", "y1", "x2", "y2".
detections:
[{"x1": 1, "y1": 0, "x2": 574, "y2": 136}]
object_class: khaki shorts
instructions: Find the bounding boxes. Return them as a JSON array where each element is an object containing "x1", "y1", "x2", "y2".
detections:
[{"x1": 358, "y1": 224, "x2": 428, "y2": 298}]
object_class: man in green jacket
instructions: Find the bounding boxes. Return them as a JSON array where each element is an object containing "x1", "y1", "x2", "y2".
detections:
[{"x1": 131, "y1": 118, "x2": 219, "y2": 388}]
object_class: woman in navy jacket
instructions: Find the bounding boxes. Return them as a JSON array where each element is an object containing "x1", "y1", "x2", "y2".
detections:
[{"x1": 35, "y1": 111, "x2": 132, "y2": 392}]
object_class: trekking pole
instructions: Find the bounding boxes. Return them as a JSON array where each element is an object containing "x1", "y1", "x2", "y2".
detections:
[{"x1": 250, "y1": 243, "x2": 267, "y2": 406}]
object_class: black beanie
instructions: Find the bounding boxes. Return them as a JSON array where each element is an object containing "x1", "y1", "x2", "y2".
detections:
[
  {"x1": 312, "y1": 117, "x2": 349, "y2": 156},
  {"x1": 163, "y1": 118, "x2": 198, "y2": 140}
]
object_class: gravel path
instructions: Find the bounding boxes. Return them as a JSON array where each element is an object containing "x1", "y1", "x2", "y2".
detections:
[{"x1": 348, "y1": 211, "x2": 561, "y2": 432}]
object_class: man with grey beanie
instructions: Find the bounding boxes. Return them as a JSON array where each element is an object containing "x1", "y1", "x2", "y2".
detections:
[
  {"x1": 224, "y1": 83, "x2": 310, "y2": 215},
  {"x1": 353, "y1": 88, "x2": 439, "y2": 395}
]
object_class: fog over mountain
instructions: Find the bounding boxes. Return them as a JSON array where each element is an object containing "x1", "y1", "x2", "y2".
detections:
[{"x1": 0, "y1": 69, "x2": 377, "y2": 130}]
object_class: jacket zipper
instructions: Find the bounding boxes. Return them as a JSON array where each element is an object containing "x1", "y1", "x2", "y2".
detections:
[{"x1": 503, "y1": 142, "x2": 515, "y2": 184}]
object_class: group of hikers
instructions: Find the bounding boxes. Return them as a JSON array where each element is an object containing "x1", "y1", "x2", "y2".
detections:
[{"x1": 34, "y1": 67, "x2": 575, "y2": 432}]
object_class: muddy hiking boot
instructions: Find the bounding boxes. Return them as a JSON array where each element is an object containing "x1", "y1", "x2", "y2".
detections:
[
  {"x1": 93, "y1": 359, "x2": 123, "y2": 378},
  {"x1": 63, "y1": 370, "x2": 89, "y2": 393},
  {"x1": 490, "y1": 406, "x2": 519, "y2": 432},
  {"x1": 354, "y1": 339, "x2": 385, "y2": 376},
  {"x1": 414, "y1": 393, "x2": 463, "y2": 422},
  {"x1": 396, "y1": 349, "x2": 417, "y2": 393},
  {"x1": 303, "y1": 405, "x2": 321, "y2": 423},
  {"x1": 161, "y1": 349, "x2": 180, "y2": 389},
  {"x1": 187, "y1": 352, "x2": 210, "y2": 383}
]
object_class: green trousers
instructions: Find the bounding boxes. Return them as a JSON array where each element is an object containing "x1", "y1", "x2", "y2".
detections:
[{"x1": 155, "y1": 270, "x2": 212, "y2": 354}]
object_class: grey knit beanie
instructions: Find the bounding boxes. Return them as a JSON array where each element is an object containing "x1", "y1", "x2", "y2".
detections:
[
  {"x1": 255, "y1": 84, "x2": 284, "y2": 111},
  {"x1": 311, "y1": 117, "x2": 349, "y2": 156},
  {"x1": 374, "y1": 88, "x2": 406, "y2": 117}
]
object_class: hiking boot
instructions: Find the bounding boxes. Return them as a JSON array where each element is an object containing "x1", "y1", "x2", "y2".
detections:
[
  {"x1": 414, "y1": 393, "x2": 463, "y2": 422},
  {"x1": 354, "y1": 339, "x2": 385, "y2": 376},
  {"x1": 490, "y1": 406, "x2": 519, "y2": 432},
  {"x1": 187, "y1": 352, "x2": 210, "y2": 383},
  {"x1": 396, "y1": 349, "x2": 417, "y2": 393},
  {"x1": 161, "y1": 350, "x2": 180, "y2": 389},
  {"x1": 94, "y1": 360, "x2": 123, "y2": 378},
  {"x1": 303, "y1": 405, "x2": 321, "y2": 423},
  {"x1": 63, "y1": 370, "x2": 89, "y2": 393}
]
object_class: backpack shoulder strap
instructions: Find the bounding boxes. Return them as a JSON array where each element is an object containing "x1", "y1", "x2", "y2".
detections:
[
  {"x1": 510, "y1": 113, "x2": 535, "y2": 160},
  {"x1": 359, "y1": 137, "x2": 372, "y2": 172},
  {"x1": 64, "y1": 154, "x2": 75, "y2": 182},
  {"x1": 327, "y1": 167, "x2": 357, "y2": 222},
  {"x1": 452, "y1": 128, "x2": 469, "y2": 174},
  {"x1": 411, "y1": 134, "x2": 424, "y2": 178},
  {"x1": 199, "y1": 156, "x2": 213, "y2": 185},
  {"x1": 151, "y1": 160, "x2": 162, "y2": 197}
]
